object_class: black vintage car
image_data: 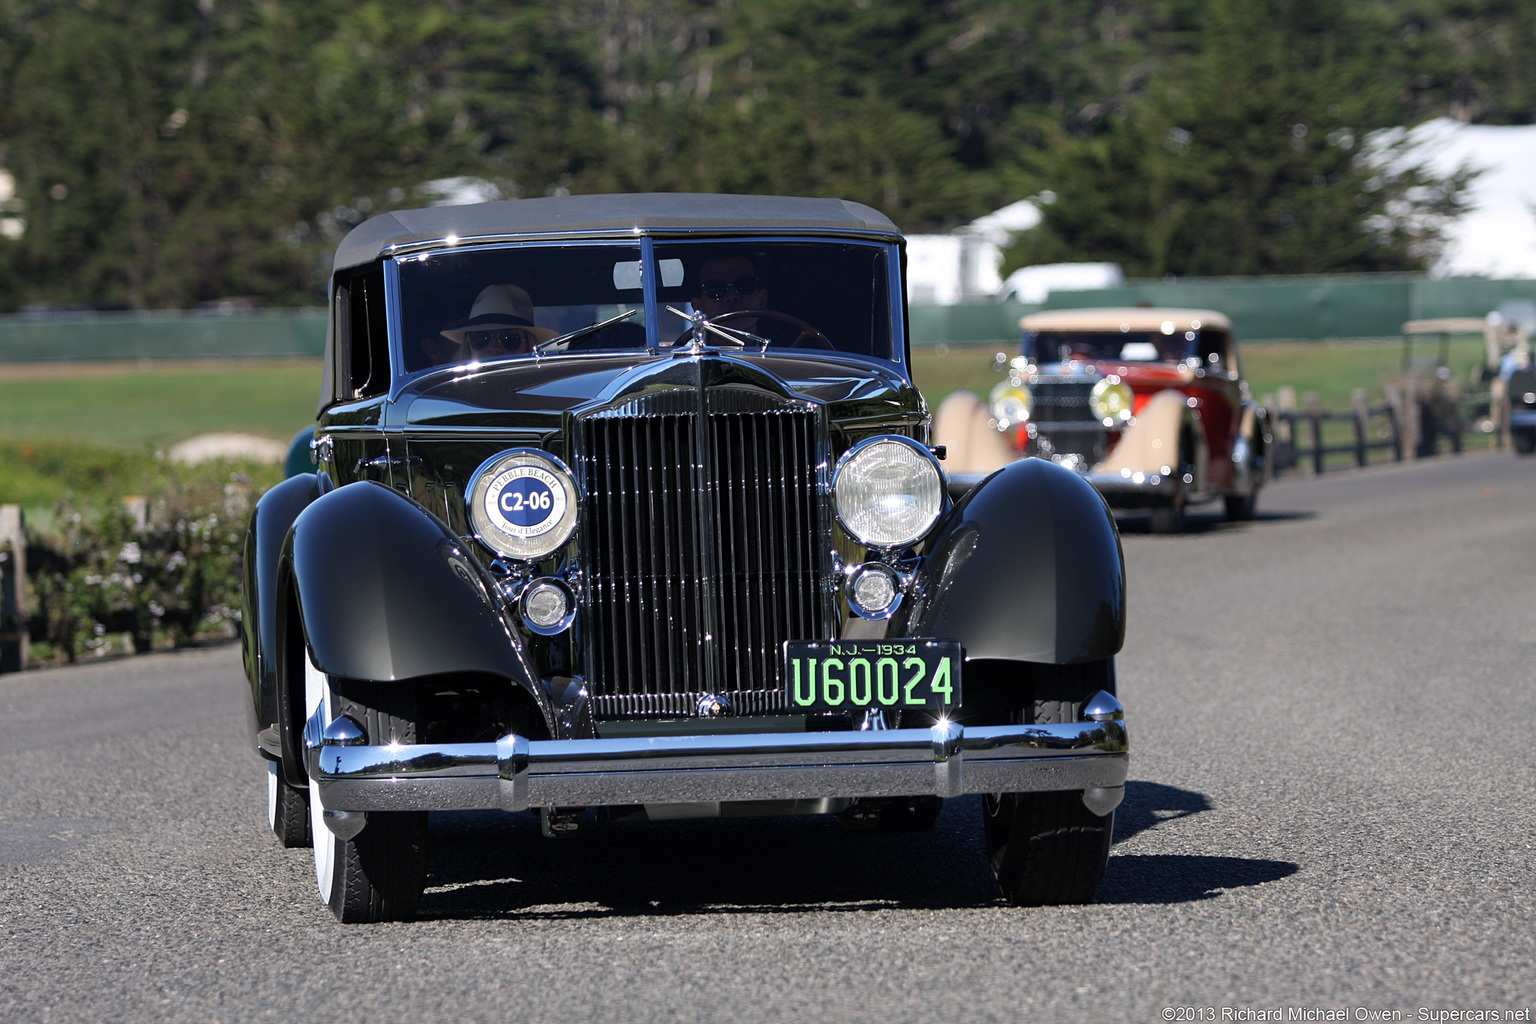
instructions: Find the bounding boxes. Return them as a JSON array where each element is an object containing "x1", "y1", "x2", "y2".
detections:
[{"x1": 240, "y1": 193, "x2": 1128, "y2": 922}]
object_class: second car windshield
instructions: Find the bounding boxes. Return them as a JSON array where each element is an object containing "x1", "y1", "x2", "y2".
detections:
[
  {"x1": 396, "y1": 238, "x2": 896, "y2": 374},
  {"x1": 1027, "y1": 330, "x2": 1191, "y2": 365}
]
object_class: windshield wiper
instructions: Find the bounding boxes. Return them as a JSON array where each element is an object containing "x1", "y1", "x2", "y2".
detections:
[{"x1": 535, "y1": 308, "x2": 641, "y2": 354}]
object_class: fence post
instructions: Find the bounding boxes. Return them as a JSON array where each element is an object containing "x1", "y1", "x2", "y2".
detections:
[
  {"x1": 1275, "y1": 386, "x2": 1298, "y2": 471},
  {"x1": 0, "y1": 505, "x2": 26, "y2": 674},
  {"x1": 1306, "y1": 392, "x2": 1324, "y2": 474},
  {"x1": 1400, "y1": 377, "x2": 1423, "y2": 457},
  {"x1": 1351, "y1": 388, "x2": 1370, "y2": 467}
]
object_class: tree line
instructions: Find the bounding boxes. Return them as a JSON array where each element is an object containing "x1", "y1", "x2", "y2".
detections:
[{"x1": 0, "y1": 0, "x2": 1530, "y2": 312}]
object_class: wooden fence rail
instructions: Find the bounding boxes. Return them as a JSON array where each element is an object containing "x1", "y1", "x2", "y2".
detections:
[{"x1": 1266, "y1": 387, "x2": 1403, "y2": 475}]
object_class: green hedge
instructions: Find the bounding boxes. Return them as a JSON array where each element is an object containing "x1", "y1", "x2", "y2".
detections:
[{"x1": 5, "y1": 442, "x2": 283, "y2": 663}]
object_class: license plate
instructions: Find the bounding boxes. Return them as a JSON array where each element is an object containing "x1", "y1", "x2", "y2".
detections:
[{"x1": 783, "y1": 639, "x2": 962, "y2": 712}]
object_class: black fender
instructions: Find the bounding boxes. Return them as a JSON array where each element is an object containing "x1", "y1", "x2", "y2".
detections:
[
  {"x1": 274, "y1": 481, "x2": 553, "y2": 786},
  {"x1": 901, "y1": 457, "x2": 1125, "y2": 664},
  {"x1": 284, "y1": 481, "x2": 537, "y2": 685},
  {"x1": 240, "y1": 471, "x2": 323, "y2": 757}
]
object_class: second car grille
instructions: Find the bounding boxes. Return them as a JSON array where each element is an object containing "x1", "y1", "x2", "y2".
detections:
[
  {"x1": 575, "y1": 390, "x2": 827, "y2": 719},
  {"x1": 1028, "y1": 377, "x2": 1112, "y2": 464}
]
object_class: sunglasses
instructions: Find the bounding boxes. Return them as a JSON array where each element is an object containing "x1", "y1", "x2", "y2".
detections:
[
  {"x1": 465, "y1": 328, "x2": 536, "y2": 352},
  {"x1": 700, "y1": 276, "x2": 765, "y2": 301}
]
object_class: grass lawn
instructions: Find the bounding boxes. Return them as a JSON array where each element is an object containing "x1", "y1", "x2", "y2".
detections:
[
  {"x1": 0, "y1": 337, "x2": 1500, "y2": 477},
  {"x1": 0, "y1": 359, "x2": 321, "y2": 448}
]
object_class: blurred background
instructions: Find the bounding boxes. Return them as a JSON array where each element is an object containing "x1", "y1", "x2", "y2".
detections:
[{"x1": 2, "y1": 0, "x2": 1535, "y2": 665}]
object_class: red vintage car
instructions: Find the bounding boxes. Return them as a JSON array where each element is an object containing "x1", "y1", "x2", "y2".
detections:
[{"x1": 936, "y1": 307, "x2": 1271, "y2": 532}]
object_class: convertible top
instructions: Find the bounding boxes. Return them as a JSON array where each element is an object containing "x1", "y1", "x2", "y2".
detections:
[
  {"x1": 334, "y1": 193, "x2": 901, "y2": 271},
  {"x1": 1021, "y1": 308, "x2": 1232, "y2": 334}
]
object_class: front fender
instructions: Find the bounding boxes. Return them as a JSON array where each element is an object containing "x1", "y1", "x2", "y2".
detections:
[
  {"x1": 241, "y1": 471, "x2": 322, "y2": 756},
  {"x1": 1093, "y1": 388, "x2": 1196, "y2": 478},
  {"x1": 285, "y1": 481, "x2": 533, "y2": 686},
  {"x1": 900, "y1": 457, "x2": 1125, "y2": 664}
]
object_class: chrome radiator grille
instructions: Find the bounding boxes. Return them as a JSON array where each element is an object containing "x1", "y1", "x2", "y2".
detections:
[
  {"x1": 574, "y1": 391, "x2": 827, "y2": 719},
  {"x1": 1030, "y1": 379, "x2": 1097, "y2": 422},
  {"x1": 1029, "y1": 378, "x2": 1111, "y2": 463}
]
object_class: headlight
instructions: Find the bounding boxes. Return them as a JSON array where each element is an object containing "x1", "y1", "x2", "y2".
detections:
[
  {"x1": 833, "y1": 436, "x2": 945, "y2": 549},
  {"x1": 1090, "y1": 378, "x2": 1134, "y2": 422},
  {"x1": 989, "y1": 379, "x2": 1033, "y2": 427},
  {"x1": 467, "y1": 449, "x2": 578, "y2": 561},
  {"x1": 519, "y1": 577, "x2": 576, "y2": 635}
]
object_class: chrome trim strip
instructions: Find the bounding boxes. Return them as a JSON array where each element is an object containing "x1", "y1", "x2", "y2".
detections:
[{"x1": 305, "y1": 718, "x2": 1129, "y2": 812}]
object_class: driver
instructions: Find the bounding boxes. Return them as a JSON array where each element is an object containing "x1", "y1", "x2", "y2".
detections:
[
  {"x1": 691, "y1": 256, "x2": 770, "y2": 336},
  {"x1": 439, "y1": 284, "x2": 558, "y2": 360}
]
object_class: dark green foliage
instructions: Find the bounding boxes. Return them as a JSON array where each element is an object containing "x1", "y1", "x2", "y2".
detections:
[
  {"x1": 3, "y1": 439, "x2": 283, "y2": 662},
  {"x1": 1004, "y1": 0, "x2": 1479, "y2": 277},
  {"x1": 0, "y1": 0, "x2": 1530, "y2": 309}
]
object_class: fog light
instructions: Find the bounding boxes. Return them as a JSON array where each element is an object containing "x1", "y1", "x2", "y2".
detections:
[
  {"x1": 520, "y1": 578, "x2": 575, "y2": 635},
  {"x1": 847, "y1": 563, "x2": 902, "y2": 619}
]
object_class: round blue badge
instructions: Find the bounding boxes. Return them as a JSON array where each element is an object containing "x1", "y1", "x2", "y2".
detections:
[
  {"x1": 498, "y1": 477, "x2": 556, "y2": 529},
  {"x1": 483, "y1": 463, "x2": 569, "y2": 540}
]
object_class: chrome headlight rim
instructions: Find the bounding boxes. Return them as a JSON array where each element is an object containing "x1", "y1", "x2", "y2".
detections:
[
  {"x1": 988, "y1": 378, "x2": 1034, "y2": 428},
  {"x1": 1089, "y1": 377, "x2": 1134, "y2": 423},
  {"x1": 844, "y1": 561, "x2": 905, "y2": 620},
  {"x1": 831, "y1": 435, "x2": 946, "y2": 551},
  {"x1": 466, "y1": 449, "x2": 579, "y2": 562},
  {"x1": 516, "y1": 576, "x2": 577, "y2": 636}
]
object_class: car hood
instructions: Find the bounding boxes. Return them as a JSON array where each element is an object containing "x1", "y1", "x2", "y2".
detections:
[{"x1": 390, "y1": 350, "x2": 921, "y2": 431}]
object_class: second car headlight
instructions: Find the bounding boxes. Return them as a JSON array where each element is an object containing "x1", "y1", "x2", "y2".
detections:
[
  {"x1": 467, "y1": 449, "x2": 578, "y2": 561},
  {"x1": 1090, "y1": 378, "x2": 1134, "y2": 423},
  {"x1": 989, "y1": 378, "x2": 1033, "y2": 427},
  {"x1": 833, "y1": 436, "x2": 945, "y2": 549}
]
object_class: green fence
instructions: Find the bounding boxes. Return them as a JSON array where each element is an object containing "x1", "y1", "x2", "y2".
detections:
[
  {"x1": 1033, "y1": 274, "x2": 1536, "y2": 343},
  {"x1": 4, "y1": 273, "x2": 1536, "y2": 360},
  {"x1": 0, "y1": 308, "x2": 326, "y2": 362}
]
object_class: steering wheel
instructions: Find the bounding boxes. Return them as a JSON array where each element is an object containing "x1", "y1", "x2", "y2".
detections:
[{"x1": 680, "y1": 310, "x2": 835, "y2": 350}]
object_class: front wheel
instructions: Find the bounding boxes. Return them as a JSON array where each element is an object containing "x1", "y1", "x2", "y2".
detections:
[
  {"x1": 1147, "y1": 495, "x2": 1185, "y2": 534},
  {"x1": 305, "y1": 649, "x2": 428, "y2": 923},
  {"x1": 982, "y1": 659, "x2": 1116, "y2": 906},
  {"x1": 1514, "y1": 427, "x2": 1536, "y2": 455},
  {"x1": 267, "y1": 760, "x2": 311, "y2": 848}
]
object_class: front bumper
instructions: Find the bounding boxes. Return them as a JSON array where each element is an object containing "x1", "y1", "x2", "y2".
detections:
[
  {"x1": 303, "y1": 695, "x2": 1128, "y2": 816},
  {"x1": 946, "y1": 463, "x2": 1178, "y2": 501}
]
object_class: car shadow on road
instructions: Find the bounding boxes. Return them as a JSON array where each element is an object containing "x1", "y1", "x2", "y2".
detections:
[
  {"x1": 416, "y1": 780, "x2": 1295, "y2": 919},
  {"x1": 420, "y1": 796, "x2": 1002, "y2": 919},
  {"x1": 1098, "y1": 780, "x2": 1299, "y2": 904}
]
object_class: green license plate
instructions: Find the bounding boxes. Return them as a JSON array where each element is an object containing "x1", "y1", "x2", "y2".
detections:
[{"x1": 783, "y1": 639, "x2": 962, "y2": 712}]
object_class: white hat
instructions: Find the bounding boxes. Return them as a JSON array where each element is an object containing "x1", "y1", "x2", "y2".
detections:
[{"x1": 440, "y1": 284, "x2": 559, "y2": 344}]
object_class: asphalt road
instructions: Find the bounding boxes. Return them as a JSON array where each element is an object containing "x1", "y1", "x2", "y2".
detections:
[{"x1": 2, "y1": 451, "x2": 1533, "y2": 1023}]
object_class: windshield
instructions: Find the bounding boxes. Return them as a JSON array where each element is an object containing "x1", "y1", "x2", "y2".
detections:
[
  {"x1": 395, "y1": 238, "x2": 897, "y2": 375},
  {"x1": 1026, "y1": 330, "x2": 1194, "y2": 365}
]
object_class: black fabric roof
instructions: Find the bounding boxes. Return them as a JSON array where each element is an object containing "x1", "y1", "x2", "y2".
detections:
[{"x1": 333, "y1": 193, "x2": 901, "y2": 271}]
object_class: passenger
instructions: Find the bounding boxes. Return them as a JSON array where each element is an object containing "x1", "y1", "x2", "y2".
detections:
[{"x1": 439, "y1": 284, "x2": 558, "y2": 360}]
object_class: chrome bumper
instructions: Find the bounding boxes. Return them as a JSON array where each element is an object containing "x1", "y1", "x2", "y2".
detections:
[
  {"x1": 945, "y1": 465, "x2": 1178, "y2": 499},
  {"x1": 303, "y1": 695, "x2": 1128, "y2": 815},
  {"x1": 1080, "y1": 469, "x2": 1179, "y2": 498}
]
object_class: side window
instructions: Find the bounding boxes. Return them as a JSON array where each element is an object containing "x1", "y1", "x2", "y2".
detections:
[
  {"x1": 1198, "y1": 330, "x2": 1229, "y2": 372},
  {"x1": 333, "y1": 265, "x2": 390, "y2": 400}
]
